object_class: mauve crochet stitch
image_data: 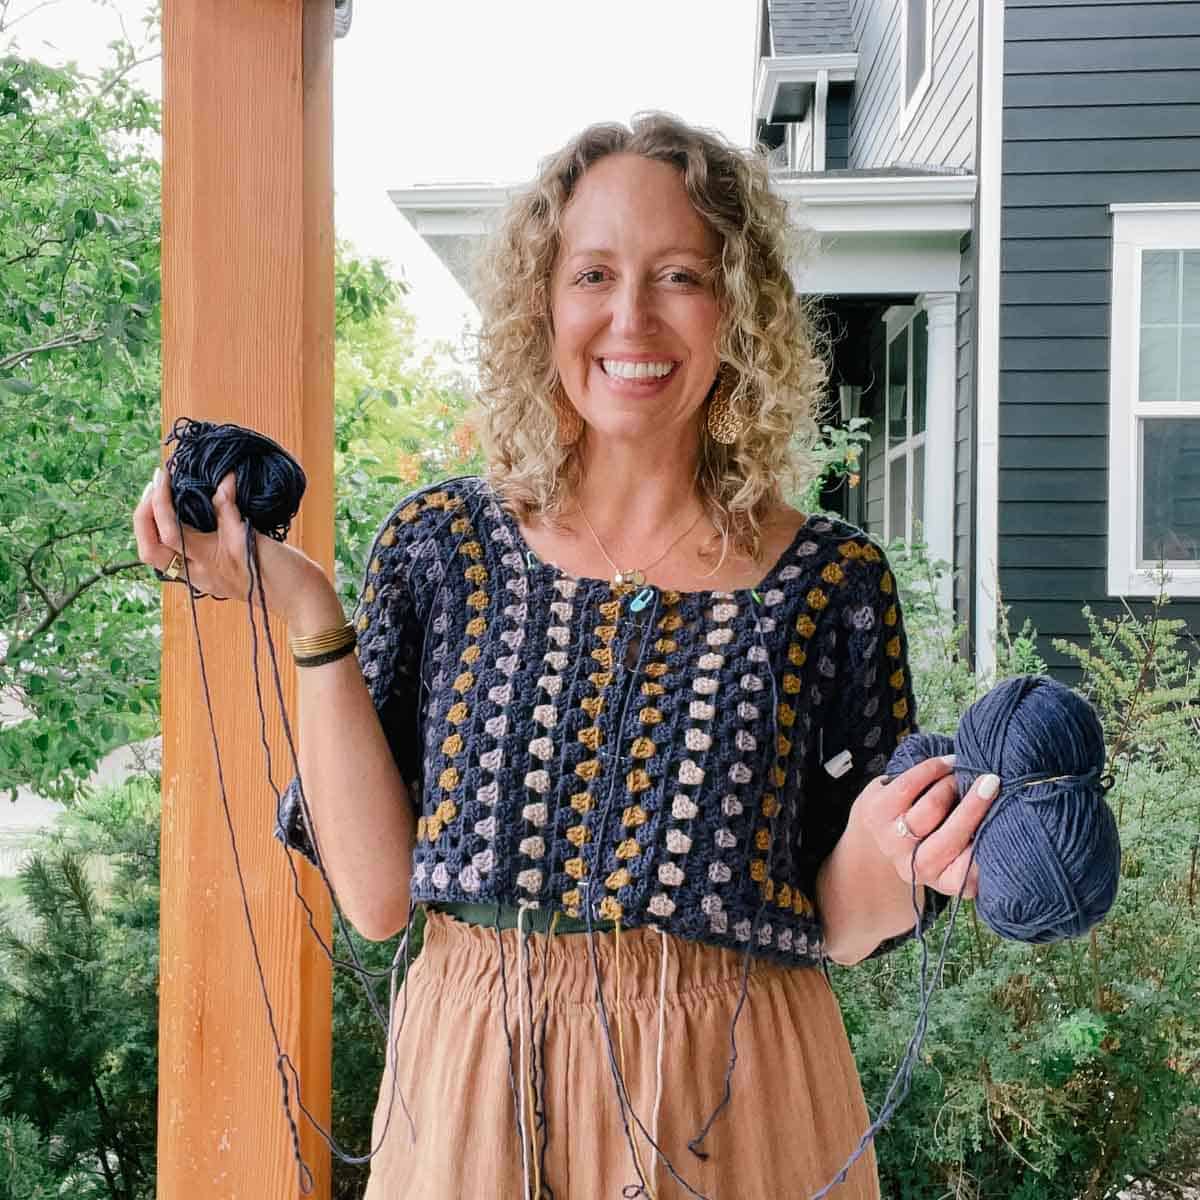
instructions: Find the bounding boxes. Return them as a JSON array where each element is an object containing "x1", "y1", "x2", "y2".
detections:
[{"x1": 278, "y1": 475, "x2": 925, "y2": 966}]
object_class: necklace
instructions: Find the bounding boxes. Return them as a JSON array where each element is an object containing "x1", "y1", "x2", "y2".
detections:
[{"x1": 576, "y1": 502, "x2": 707, "y2": 587}]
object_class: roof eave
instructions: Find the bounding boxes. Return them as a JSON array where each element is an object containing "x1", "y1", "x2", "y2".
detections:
[{"x1": 754, "y1": 53, "x2": 858, "y2": 123}]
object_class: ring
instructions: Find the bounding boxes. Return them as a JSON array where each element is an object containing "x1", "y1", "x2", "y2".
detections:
[
  {"x1": 895, "y1": 815, "x2": 919, "y2": 841},
  {"x1": 162, "y1": 552, "x2": 184, "y2": 581}
]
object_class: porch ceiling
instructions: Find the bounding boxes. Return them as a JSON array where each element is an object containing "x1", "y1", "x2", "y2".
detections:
[{"x1": 388, "y1": 171, "x2": 976, "y2": 298}]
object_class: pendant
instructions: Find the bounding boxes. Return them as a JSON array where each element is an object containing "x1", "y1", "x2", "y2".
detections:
[{"x1": 614, "y1": 568, "x2": 646, "y2": 587}]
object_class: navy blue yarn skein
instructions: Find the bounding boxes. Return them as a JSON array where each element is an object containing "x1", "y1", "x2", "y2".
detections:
[
  {"x1": 887, "y1": 675, "x2": 1120, "y2": 943},
  {"x1": 161, "y1": 416, "x2": 307, "y2": 541}
]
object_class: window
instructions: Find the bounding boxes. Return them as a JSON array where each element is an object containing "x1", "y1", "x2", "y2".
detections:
[
  {"x1": 1108, "y1": 205, "x2": 1200, "y2": 596},
  {"x1": 899, "y1": 0, "x2": 932, "y2": 129},
  {"x1": 883, "y1": 305, "x2": 928, "y2": 546}
]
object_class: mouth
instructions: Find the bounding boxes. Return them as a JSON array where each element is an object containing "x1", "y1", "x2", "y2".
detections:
[{"x1": 596, "y1": 357, "x2": 681, "y2": 385}]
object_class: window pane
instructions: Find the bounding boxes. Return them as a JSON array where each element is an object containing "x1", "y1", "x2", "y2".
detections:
[
  {"x1": 912, "y1": 310, "x2": 928, "y2": 435},
  {"x1": 1141, "y1": 418, "x2": 1200, "y2": 564},
  {"x1": 1141, "y1": 250, "x2": 1179, "y2": 325},
  {"x1": 888, "y1": 331, "x2": 908, "y2": 443},
  {"x1": 1139, "y1": 325, "x2": 1178, "y2": 403},
  {"x1": 888, "y1": 454, "x2": 907, "y2": 543},
  {"x1": 906, "y1": 0, "x2": 927, "y2": 101},
  {"x1": 912, "y1": 443, "x2": 925, "y2": 543},
  {"x1": 1183, "y1": 325, "x2": 1200, "y2": 402},
  {"x1": 1182, "y1": 251, "x2": 1200, "y2": 324}
]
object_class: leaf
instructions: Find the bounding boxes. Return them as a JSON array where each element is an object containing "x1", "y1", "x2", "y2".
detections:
[{"x1": 0, "y1": 377, "x2": 35, "y2": 395}]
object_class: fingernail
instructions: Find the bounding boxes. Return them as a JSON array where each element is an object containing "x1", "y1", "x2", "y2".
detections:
[
  {"x1": 940, "y1": 754, "x2": 957, "y2": 767},
  {"x1": 978, "y1": 773, "x2": 1001, "y2": 800},
  {"x1": 141, "y1": 480, "x2": 152, "y2": 500},
  {"x1": 153, "y1": 467, "x2": 162, "y2": 488}
]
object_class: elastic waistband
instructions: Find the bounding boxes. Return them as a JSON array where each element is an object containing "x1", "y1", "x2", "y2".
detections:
[
  {"x1": 427, "y1": 900, "x2": 614, "y2": 934},
  {"x1": 412, "y1": 909, "x2": 804, "y2": 1012}
]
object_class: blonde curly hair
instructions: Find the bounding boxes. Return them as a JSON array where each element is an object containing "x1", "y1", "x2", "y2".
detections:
[{"x1": 473, "y1": 111, "x2": 827, "y2": 563}]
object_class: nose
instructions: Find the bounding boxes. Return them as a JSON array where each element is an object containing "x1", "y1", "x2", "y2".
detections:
[{"x1": 610, "y1": 278, "x2": 657, "y2": 337}]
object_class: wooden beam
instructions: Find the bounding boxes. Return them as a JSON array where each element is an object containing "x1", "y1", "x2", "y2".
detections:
[{"x1": 159, "y1": 2, "x2": 334, "y2": 1195}]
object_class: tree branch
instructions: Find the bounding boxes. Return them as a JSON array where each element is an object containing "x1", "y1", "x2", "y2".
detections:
[
  {"x1": 0, "y1": 326, "x2": 101, "y2": 373},
  {"x1": 2, "y1": 557, "x2": 144, "y2": 668},
  {"x1": 92, "y1": 51, "x2": 162, "y2": 104},
  {"x1": 0, "y1": 0, "x2": 61, "y2": 34}
]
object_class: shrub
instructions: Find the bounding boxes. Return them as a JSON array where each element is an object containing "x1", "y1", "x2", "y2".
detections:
[{"x1": 833, "y1": 561, "x2": 1200, "y2": 1198}]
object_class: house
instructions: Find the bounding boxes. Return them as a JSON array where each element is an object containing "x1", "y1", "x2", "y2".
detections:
[{"x1": 390, "y1": 0, "x2": 1200, "y2": 680}]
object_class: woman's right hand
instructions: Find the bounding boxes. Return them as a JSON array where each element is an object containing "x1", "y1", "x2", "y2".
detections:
[{"x1": 132, "y1": 466, "x2": 338, "y2": 627}]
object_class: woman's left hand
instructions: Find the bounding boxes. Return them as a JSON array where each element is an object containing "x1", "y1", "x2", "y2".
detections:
[{"x1": 851, "y1": 757, "x2": 1001, "y2": 899}]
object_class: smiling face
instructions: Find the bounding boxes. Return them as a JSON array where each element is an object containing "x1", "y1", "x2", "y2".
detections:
[{"x1": 549, "y1": 153, "x2": 723, "y2": 447}]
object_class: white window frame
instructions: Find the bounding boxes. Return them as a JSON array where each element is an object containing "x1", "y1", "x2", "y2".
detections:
[
  {"x1": 1108, "y1": 203, "x2": 1200, "y2": 597},
  {"x1": 898, "y1": 0, "x2": 934, "y2": 134},
  {"x1": 882, "y1": 303, "x2": 927, "y2": 547}
]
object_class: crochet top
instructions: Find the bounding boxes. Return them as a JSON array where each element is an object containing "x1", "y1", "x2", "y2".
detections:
[{"x1": 277, "y1": 475, "x2": 922, "y2": 966}]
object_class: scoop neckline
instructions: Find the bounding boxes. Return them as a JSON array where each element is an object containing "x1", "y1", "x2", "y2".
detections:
[{"x1": 479, "y1": 478, "x2": 819, "y2": 600}]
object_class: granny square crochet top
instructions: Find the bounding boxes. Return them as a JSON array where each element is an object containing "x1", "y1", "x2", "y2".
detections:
[{"x1": 278, "y1": 475, "x2": 919, "y2": 966}]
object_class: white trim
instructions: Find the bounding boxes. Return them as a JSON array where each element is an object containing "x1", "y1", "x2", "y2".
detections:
[
  {"x1": 974, "y1": 0, "x2": 1004, "y2": 679},
  {"x1": 921, "y1": 292, "x2": 958, "y2": 614},
  {"x1": 899, "y1": 0, "x2": 934, "y2": 134},
  {"x1": 1110, "y1": 202, "x2": 1200, "y2": 214},
  {"x1": 391, "y1": 174, "x2": 977, "y2": 241},
  {"x1": 794, "y1": 233, "x2": 964, "y2": 294},
  {"x1": 1107, "y1": 207, "x2": 1200, "y2": 597},
  {"x1": 753, "y1": 53, "x2": 858, "y2": 123},
  {"x1": 883, "y1": 307, "x2": 931, "y2": 549},
  {"x1": 772, "y1": 172, "x2": 976, "y2": 233},
  {"x1": 813, "y1": 69, "x2": 829, "y2": 172}
]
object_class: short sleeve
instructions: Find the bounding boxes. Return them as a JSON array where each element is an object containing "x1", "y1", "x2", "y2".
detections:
[
  {"x1": 274, "y1": 489, "x2": 433, "y2": 864},
  {"x1": 793, "y1": 542, "x2": 944, "y2": 955}
]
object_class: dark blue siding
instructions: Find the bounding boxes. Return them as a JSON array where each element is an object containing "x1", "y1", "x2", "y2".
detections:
[
  {"x1": 826, "y1": 85, "x2": 851, "y2": 170},
  {"x1": 999, "y1": 0, "x2": 1200, "y2": 673}
]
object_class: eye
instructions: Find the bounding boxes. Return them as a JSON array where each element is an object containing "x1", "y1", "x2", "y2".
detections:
[
  {"x1": 574, "y1": 268, "x2": 609, "y2": 286},
  {"x1": 663, "y1": 269, "x2": 703, "y2": 287}
]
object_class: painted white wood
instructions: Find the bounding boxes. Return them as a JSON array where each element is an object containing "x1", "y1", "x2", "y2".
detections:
[
  {"x1": 921, "y1": 291, "x2": 958, "y2": 613},
  {"x1": 975, "y1": 0, "x2": 1003, "y2": 680},
  {"x1": 899, "y1": 0, "x2": 935, "y2": 134},
  {"x1": 1107, "y1": 205, "x2": 1200, "y2": 598},
  {"x1": 394, "y1": 174, "x2": 977, "y2": 238},
  {"x1": 794, "y1": 233, "x2": 964, "y2": 294},
  {"x1": 754, "y1": 53, "x2": 858, "y2": 123},
  {"x1": 813, "y1": 68, "x2": 829, "y2": 171}
]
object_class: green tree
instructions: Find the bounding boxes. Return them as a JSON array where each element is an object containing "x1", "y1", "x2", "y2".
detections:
[
  {"x1": 0, "y1": 42, "x2": 164, "y2": 803},
  {"x1": 0, "y1": 779, "x2": 160, "y2": 1199}
]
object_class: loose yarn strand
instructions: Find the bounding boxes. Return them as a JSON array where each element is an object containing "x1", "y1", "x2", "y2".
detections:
[
  {"x1": 517, "y1": 904, "x2": 534, "y2": 1200},
  {"x1": 649, "y1": 927, "x2": 669, "y2": 1193},
  {"x1": 245, "y1": 518, "x2": 418, "y2": 1154},
  {"x1": 173, "y1": 524, "x2": 313, "y2": 1192}
]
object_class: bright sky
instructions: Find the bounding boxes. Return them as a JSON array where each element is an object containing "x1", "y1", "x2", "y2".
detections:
[{"x1": 7, "y1": 0, "x2": 756, "y2": 350}]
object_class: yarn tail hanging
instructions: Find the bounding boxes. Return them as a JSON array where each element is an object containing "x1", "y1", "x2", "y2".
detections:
[{"x1": 887, "y1": 674, "x2": 1121, "y2": 943}]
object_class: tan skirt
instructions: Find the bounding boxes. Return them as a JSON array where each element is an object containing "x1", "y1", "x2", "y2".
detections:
[{"x1": 362, "y1": 910, "x2": 880, "y2": 1200}]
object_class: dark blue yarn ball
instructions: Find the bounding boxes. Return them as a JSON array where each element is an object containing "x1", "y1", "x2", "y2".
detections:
[
  {"x1": 162, "y1": 416, "x2": 306, "y2": 542},
  {"x1": 887, "y1": 675, "x2": 1120, "y2": 943}
]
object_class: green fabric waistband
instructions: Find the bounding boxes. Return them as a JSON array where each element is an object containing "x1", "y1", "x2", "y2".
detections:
[{"x1": 427, "y1": 900, "x2": 615, "y2": 935}]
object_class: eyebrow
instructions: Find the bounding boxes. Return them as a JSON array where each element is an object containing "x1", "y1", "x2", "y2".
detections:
[{"x1": 563, "y1": 246, "x2": 715, "y2": 263}]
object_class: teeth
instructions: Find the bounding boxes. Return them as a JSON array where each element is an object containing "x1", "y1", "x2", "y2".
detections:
[{"x1": 602, "y1": 359, "x2": 674, "y2": 380}]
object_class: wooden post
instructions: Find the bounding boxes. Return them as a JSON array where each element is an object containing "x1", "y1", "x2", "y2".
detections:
[{"x1": 159, "y1": 2, "x2": 334, "y2": 1195}]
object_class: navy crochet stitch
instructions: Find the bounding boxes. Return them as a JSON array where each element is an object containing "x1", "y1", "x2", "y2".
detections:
[{"x1": 277, "y1": 475, "x2": 928, "y2": 966}]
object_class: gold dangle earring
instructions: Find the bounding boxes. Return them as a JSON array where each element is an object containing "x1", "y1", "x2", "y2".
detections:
[
  {"x1": 706, "y1": 365, "x2": 743, "y2": 445},
  {"x1": 554, "y1": 386, "x2": 583, "y2": 447}
]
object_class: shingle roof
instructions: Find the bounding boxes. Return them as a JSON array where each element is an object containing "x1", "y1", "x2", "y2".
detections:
[{"x1": 768, "y1": 0, "x2": 856, "y2": 55}]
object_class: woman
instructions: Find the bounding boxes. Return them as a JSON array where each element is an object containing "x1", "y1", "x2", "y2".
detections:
[{"x1": 133, "y1": 113, "x2": 998, "y2": 1199}]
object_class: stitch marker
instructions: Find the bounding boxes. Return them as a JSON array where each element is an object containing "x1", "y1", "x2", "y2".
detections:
[
  {"x1": 525, "y1": 549, "x2": 537, "y2": 571},
  {"x1": 751, "y1": 589, "x2": 763, "y2": 604},
  {"x1": 824, "y1": 749, "x2": 854, "y2": 779},
  {"x1": 630, "y1": 586, "x2": 654, "y2": 613}
]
